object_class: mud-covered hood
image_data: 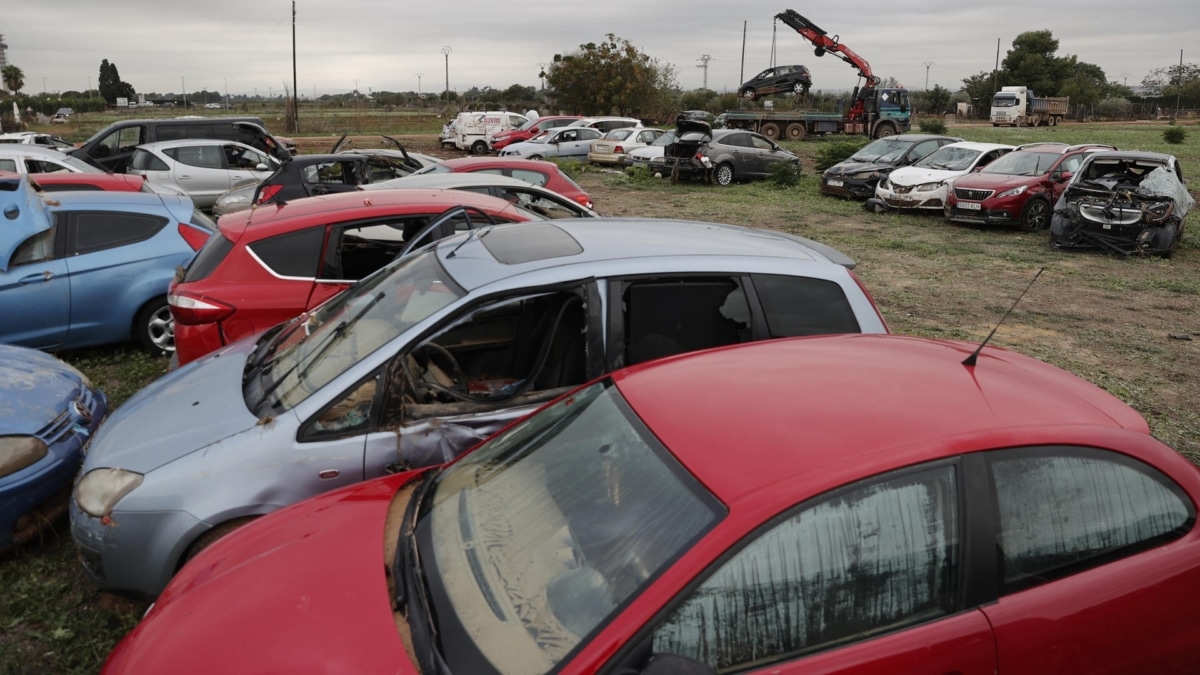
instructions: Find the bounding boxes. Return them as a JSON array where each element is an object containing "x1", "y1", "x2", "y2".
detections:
[
  {"x1": 0, "y1": 344, "x2": 86, "y2": 435},
  {"x1": 82, "y1": 343, "x2": 260, "y2": 474},
  {"x1": 104, "y1": 473, "x2": 417, "y2": 674},
  {"x1": 824, "y1": 160, "x2": 899, "y2": 178}
]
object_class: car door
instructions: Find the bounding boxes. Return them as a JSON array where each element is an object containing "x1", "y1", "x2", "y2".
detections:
[
  {"x1": 89, "y1": 124, "x2": 146, "y2": 172},
  {"x1": 223, "y1": 143, "x2": 276, "y2": 188},
  {"x1": 166, "y1": 144, "x2": 232, "y2": 207},
  {"x1": 747, "y1": 133, "x2": 784, "y2": 178},
  {"x1": 715, "y1": 133, "x2": 758, "y2": 176},
  {"x1": 609, "y1": 461, "x2": 996, "y2": 674},
  {"x1": 0, "y1": 225, "x2": 69, "y2": 348},
  {"x1": 1048, "y1": 153, "x2": 1086, "y2": 202}
]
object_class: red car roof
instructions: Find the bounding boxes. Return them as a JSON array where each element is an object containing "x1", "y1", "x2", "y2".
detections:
[{"x1": 2, "y1": 171, "x2": 147, "y2": 192}]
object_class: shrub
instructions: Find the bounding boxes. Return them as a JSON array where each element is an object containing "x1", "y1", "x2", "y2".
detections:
[
  {"x1": 767, "y1": 160, "x2": 802, "y2": 188},
  {"x1": 1095, "y1": 97, "x2": 1131, "y2": 120},
  {"x1": 621, "y1": 164, "x2": 660, "y2": 184},
  {"x1": 814, "y1": 139, "x2": 868, "y2": 172},
  {"x1": 918, "y1": 117, "x2": 947, "y2": 135},
  {"x1": 1163, "y1": 126, "x2": 1188, "y2": 145}
]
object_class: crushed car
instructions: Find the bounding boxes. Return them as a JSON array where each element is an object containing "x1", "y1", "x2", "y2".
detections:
[
  {"x1": 664, "y1": 115, "x2": 799, "y2": 186},
  {"x1": 1050, "y1": 150, "x2": 1193, "y2": 257}
]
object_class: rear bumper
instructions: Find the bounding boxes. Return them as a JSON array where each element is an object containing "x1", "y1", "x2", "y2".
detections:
[{"x1": 175, "y1": 323, "x2": 226, "y2": 366}]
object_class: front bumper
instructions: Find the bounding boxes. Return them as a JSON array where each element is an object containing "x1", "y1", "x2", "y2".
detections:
[
  {"x1": 875, "y1": 185, "x2": 947, "y2": 210},
  {"x1": 944, "y1": 200, "x2": 1020, "y2": 226},
  {"x1": 821, "y1": 176, "x2": 878, "y2": 199}
]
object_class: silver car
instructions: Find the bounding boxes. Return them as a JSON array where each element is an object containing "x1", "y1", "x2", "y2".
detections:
[
  {"x1": 70, "y1": 218, "x2": 888, "y2": 598},
  {"x1": 127, "y1": 139, "x2": 280, "y2": 209},
  {"x1": 499, "y1": 126, "x2": 604, "y2": 160}
]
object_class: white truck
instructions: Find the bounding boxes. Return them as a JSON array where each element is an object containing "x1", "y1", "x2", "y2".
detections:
[
  {"x1": 454, "y1": 110, "x2": 529, "y2": 155},
  {"x1": 990, "y1": 86, "x2": 1069, "y2": 127}
]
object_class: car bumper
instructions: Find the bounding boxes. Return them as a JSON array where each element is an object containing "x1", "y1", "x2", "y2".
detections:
[
  {"x1": 944, "y1": 201, "x2": 1020, "y2": 226},
  {"x1": 71, "y1": 500, "x2": 208, "y2": 598},
  {"x1": 175, "y1": 323, "x2": 227, "y2": 367},
  {"x1": 821, "y1": 177, "x2": 878, "y2": 199},
  {"x1": 875, "y1": 186, "x2": 947, "y2": 210},
  {"x1": 588, "y1": 152, "x2": 627, "y2": 166}
]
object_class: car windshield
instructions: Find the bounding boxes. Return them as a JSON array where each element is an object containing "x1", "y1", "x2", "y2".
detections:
[
  {"x1": 914, "y1": 146, "x2": 982, "y2": 172},
  {"x1": 528, "y1": 131, "x2": 552, "y2": 144},
  {"x1": 412, "y1": 163, "x2": 450, "y2": 176},
  {"x1": 850, "y1": 138, "x2": 916, "y2": 163},
  {"x1": 980, "y1": 151, "x2": 1060, "y2": 176},
  {"x1": 251, "y1": 249, "x2": 464, "y2": 413},
  {"x1": 416, "y1": 380, "x2": 724, "y2": 674}
]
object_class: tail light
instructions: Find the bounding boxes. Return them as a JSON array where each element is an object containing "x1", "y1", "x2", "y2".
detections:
[
  {"x1": 256, "y1": 184, "x2": 284, "y2": 205},
  {"x1": 614, "y1": 145, "x2": 625, "y2": 154},
  {"x1": 169, "y1": 292, "x2": 235, "y2": 325},
  {"x1": 573, "y1": 195, "x2": 593, "y2": 209},
  {"x1": 177, "y1": 223, "x2": 212, "y2": 251}
]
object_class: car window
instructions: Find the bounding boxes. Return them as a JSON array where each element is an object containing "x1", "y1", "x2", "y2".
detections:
[
  {"x1": 224, "y1": 144, "x2": 270, "y2": 170},
  {"x1": 248, "y1": 227, "x2": 325, "y2": 278},
  {"x1": 748, "y1": 135, "x2": 775, "y2": 151},
  {"x1": 130, "y1": 149, "x2": 170, "y2": 172},
  {"x1": 581, "y1": 128, "x2": 603, "y2": 140},
  {"x1": 322, "y1": 221, "x2": 410, "y2": 281},
  {"x1": 66, "y1": 211, "x2": 168, "y2": 255},
  {"x1": 909, "y1": 139, "x2": 940, "y2": 160},
  {"x1": 653, "y1": 464, "x2": 959, "y2": 670},
  {"x1": 305, "y1": 371, "x2": 382, "y2": 438},
  {"x1": 10, "y1": 228, "x2": 56, "y2": 266},
  {"x1": 24, "y1": 159, "x2": 70, "y2": 174},
  {"x1": 752, "y1": 274, "x2": 860, "y2": 336},
  {"x1": 989, "y1": 447, "x2": 1193, "y2": 594},
  {"x1": 0, "y1": 159, "x2": 16, "y2": 172},
  {"x1": 608, "y1": 130, "x2": 634, "y2": 141},
  {"x1": 720, "y1": 133, "x2": 751, "y2": 148},
  {"x1": 165, "y1": 145, "x2": 224, "y2": 169},
  {"x1": 510, "y1": 169, "x2": 548, "y2": 187},
  {"x1": 621, "y1": 277, "x2": 751, "y2": 366},
  {"x1": 1060, "y1": 154, "x2": 1084, "y2": 174},
  {"x1": 502, "y1": 188, "x2": 579, "y2": 220},
  {"x1": 97, "y1": 126, "x2": 145, "y2": 154}
]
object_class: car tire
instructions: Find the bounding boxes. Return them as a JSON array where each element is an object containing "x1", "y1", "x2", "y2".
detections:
[
  {"x1": 714, "y1": 163, "x2": 734, "y2": 187},
  {"x1": 528, "y1": 154, "x2": 543, "y2": 161},
  {"x1": 792, "y1": 82, "x2": 807, "y2": 95},
  {"x1": 760, "y1": 123, "x2": 781, "y2": 140},
  {"x1": 741, "y1": 88, "x2": 756, "y2": 101},
  {"x1": 471, "y1": 141, "x2": 488, "y2": 156},
  {"x1": 182, "y1": 517, "x2": 259, "y2": 566},
  {"x1": 134, "y1": 296, "x2": 174, "y2": 355},
  {"x1": 785, "y1": 123, "x2": 806, "y2": 141},
  {"x1": 1020, "y1": 198, "x2": 1051, "y2": 232}
]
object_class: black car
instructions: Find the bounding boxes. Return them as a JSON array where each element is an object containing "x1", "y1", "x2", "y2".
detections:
[
  {"x1": 820, "y1": 134, "x2": 963, "y2": 199},
  {"x1": 738, "y1": 65, "x2": 812, "y2": 101},
  {"x1": 1050, "y1": 150, "x2": 1192, "y2": 257},
  {"x1": 665, "y1": 118, "x2": 800, "y2": 187}
]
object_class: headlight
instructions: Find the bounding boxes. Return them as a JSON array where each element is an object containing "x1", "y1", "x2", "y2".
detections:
[
  {"x1": 996, "y1": 185, "x2": 1029, "y2": 199},
  {"x1": 75, "y1": 468, "x2": 144, "y2": 518},
  {"x1": 850, "y1": 172, "x2": 878, "y2": 180},
  {"x1": 0, "y1": 437, "x2": 49, "y2": 477},
  {"x1": 915, "y1": 182, "x2": 944, "y2": 192},
  {"x1": 1143, "y1": 202, "x2": 1174, "y2": 223},
  {"x1": 219, "y1": 192, "x2": 250, "y2": 205}
]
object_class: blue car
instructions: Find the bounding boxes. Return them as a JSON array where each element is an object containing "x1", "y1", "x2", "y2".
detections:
[
  {"x1": 0, "y1": 343, "x2": 107, "y2": 550},
  {"x1": 0, "y1": 173, "x2": 214, "y2": 353}
]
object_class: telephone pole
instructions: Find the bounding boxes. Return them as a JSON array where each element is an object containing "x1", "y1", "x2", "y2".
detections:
[{"x1": 442, "y1": 46, "x2": 453, "y2": 104}]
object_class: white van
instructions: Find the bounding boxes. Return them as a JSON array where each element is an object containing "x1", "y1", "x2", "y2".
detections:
[{"x1": 455, "y1": 111, "x2": 529, "y2": 155}]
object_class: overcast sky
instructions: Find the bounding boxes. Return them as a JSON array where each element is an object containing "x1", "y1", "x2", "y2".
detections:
[{"x1": 3, "y1": 1, "x2": 1197, "y2": 99}]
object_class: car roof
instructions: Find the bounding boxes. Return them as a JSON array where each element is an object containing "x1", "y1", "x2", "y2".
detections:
[
  {"x1": 433, "y1": 218, "x2": 856, "y2": 290},
  {"x1": 613, "y1": 334, "x2": 1152, "y2": 508},
  {"x1": 47, "y1": 189, "x2": 185, "y2": 211},
  {"x1": 365, "y1": 173, "x2": 538, "y2": 191},
  {"x1": 436, "y1": 157, "x2": 564, "y2": 172},
  {"x1": 29, "y1": 172, "x2": 145, "y2": 190},
  {"x1": 1081, "y1": 150, "x2": 1177, "y2": 163},
  {"x1": 878, "y1": 133, "x2": 964, "y2": 143},
  {"x1": 1014, "y1": 142, "x2": 1116, "y2": 154},
  {"x1": 0, "y1": 144, "x2": 72, "y2": 158},
  {"x1": 138, "y1": 139, "x2": 254, "y2": 151},
  {"x1": 938, "y1": 141, "x2": 1017, "y2": 152}
]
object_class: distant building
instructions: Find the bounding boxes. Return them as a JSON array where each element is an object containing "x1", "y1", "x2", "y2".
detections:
[{"x1": 0, "y1": 34, "x2": 8, "y2": 70}]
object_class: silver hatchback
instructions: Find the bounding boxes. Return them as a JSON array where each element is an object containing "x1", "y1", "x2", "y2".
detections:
[{"x1": 127, "y1": 139, "x2": 279, "y2": 209}]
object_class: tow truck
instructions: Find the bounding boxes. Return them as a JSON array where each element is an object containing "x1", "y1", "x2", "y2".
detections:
[{"x1": 718, "y1": 10, "x2": 911, "y2": 140}]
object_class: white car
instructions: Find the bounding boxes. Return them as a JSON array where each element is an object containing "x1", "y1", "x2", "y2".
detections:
[
  {"x1": 499, "y1": 126, "x2": 604, "y2": 161},
  {"x1": 0, "y1": 132, "x2": 75, "y2": 151},
  {"x1": 624, "y1": 130, "x2": 676, "y2": 171},
  {"x1": 568, "y1": 116, "x2": 644, "y2": 133},
  {"x1": 587, "y1": 127, "x2": 664, "y2": 166},
  {"x1": 0, "y1": 145, "x2": 101, "y2": 175},
  {"x1": 126, "y1": 139, "x2": 280, "y2": 209},
  {"x1": 875, "y1": 141, "x2": 1016, "y2": 211}
]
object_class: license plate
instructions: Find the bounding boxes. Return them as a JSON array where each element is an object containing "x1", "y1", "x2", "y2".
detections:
[
  {"x1": 959, "y1": 202, "x2": 981, "y2": 210},
  {"x1": 826, "y1": 179, "x2": 843, "y2": 187}
]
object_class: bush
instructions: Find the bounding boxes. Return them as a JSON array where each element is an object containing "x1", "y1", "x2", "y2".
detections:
[
  {"x1": 767, "y1": 160, "x2": 802, "y2": 188},
  {"x1": 918, "y1": 117, "x2": 947, "y2": 135},
  {"x1": 620, "y1": 164, "x2": 660, "y2": 184},
  {"x1": 1163, "y1": 126, "x2": 1188, "y2": 144},
  {"x1": 1095, "y1": 97, "x2": 1131, "y2": 120},
  {"x1": 814, "y1": 139, "x2": 868, "y2": 172}
]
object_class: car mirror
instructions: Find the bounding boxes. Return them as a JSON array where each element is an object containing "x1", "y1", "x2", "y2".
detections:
[
  {"x1": 1054, "y1": 170, "x2": 1073, "y2": 183},
  {"x1": 255, "y1": 163, "x2": 270, "y2": 171}
]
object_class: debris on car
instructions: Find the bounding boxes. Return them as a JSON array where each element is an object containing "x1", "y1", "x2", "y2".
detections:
[{"x1": 1050, "y1": 151, "x2": 1193, "y2": 257}]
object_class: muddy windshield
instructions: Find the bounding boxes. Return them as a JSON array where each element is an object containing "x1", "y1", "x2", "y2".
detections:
[
  {"x1": 252, "y1": 249, "x2": 463, "y2": 413},
  {"x1": 980, "y1": 151, "x2": 1060, "y2": 176},
  {"x1": 417, "y1": 380, "x2": 724, "y2": 674},
  {"x1": 914, "y1": 146, "x2": 981, "y2": 172},
  {"x1": 850, "y1": 137, "x2": 914, "y2": 163}
]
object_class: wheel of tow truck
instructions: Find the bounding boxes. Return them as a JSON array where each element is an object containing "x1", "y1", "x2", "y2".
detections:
[
  {"x1": 714, "y1": 162, "x2": 735, "y2": 187},
  {"x1": 785, "y1": 123, "x2": 806, "y2": 141},
  {"x1": 471, "y1": 140, "x2": 488, "y2": 156},
  {"x1": 1020, "y1": 198, "x2": 1051, "y2": 232},
  {"x1": 760, "y1": 123, "x2": 781, "y2": 140},
  {"x1": 873, "y1": 124, "x2": 896, "y2": 139},
  {"x1": 741, "y1": 88, "x2": 757, "y2": 101}
]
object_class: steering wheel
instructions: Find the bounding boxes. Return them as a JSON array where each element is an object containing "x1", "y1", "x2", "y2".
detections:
[{"x1": 404, "y1": 342, "x2": 468, "y2": 402}]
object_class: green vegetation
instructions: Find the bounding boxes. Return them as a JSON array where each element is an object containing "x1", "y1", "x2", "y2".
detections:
[
  {"x1": 1164, "y1": 126, "x2": 1188, "y2": 144},
  {"x1": 813, "y1": 138, "x2": 868, "y2": 172},
  {"x1": 918, "y1": 117, "x2": 948, "y2": 135}
]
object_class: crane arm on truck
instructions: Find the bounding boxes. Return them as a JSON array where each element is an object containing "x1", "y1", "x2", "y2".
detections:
[{"x1": 774, "y1": 10, "x2": 880, "y2": 87}]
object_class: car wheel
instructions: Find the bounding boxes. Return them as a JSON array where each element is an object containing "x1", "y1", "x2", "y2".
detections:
[
  {"x1": 134, "y1": 297, "x2": 174, "y2": 355},
  {"x1": 1020, "y1": 198, "x2": 1051, "y2": 232},
  {"x1": 528, "y1": 154, "x2": 543, "y2": 161},
  {"x1": 471, "y1": 140, "x2": 488, "y2": 156},
  {"x1": 714, "y1": 163, "x2": 734, "y2": 187},
  {"x1": 182, "y1": 517, "x2": 259, "y2": 566},
  {"x1": 785, "y1": 123, "x2": 806, "y2": 141},
  {"x1": 792, "y1": 82, "x2": 807, "y2": 95},
  {"x1": 741, "y1": 88, "x2": 756, "y2": 100},
  {"x1": 760, "y1": 123, "x2": 781, "y2": 140}
]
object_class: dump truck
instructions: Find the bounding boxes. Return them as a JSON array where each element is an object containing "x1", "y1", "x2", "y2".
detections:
[{"x1": 990, "y1": 86, "x2": 1069, "y2": 127}]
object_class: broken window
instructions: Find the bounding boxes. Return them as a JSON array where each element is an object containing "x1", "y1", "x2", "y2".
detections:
[{"x1": 621, "y1": 277, "x2": 751, "y2": 366}]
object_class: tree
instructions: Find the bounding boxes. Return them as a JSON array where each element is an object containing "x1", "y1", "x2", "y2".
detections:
[
  {"x1": 910, "y1": 84, "x2": 952, "y2": 114},
  {"x1": 98, "y1": 59, "x2": 136, "y2": 103},
  {"x1": 545, "y1": 35, "x2": 675, "y2": 117},
  {"x1": 1, "y1": 65, "x2": 24, "y2": 95}
]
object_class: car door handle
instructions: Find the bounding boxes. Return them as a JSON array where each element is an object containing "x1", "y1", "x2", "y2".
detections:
[
  {"x1": 318, "y1": 469, "x2": 340, "y2": 480},
  {"x1": 20, "y1": 271, "x2": 53, "y2": 284}
]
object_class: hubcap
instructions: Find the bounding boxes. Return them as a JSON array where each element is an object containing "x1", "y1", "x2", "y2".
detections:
[{"x1": 148, "y1": 306, "x2": 175, "y2": 352}]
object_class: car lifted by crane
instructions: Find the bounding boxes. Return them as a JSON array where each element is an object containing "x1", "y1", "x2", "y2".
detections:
[{"x1": 719, "y1": 10, "x2": 911, "y2": 141}]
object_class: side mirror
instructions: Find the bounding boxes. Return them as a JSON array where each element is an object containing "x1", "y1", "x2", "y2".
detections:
[
  {"x1": 1056, "y1": 170, "x2": 1073, "y2": 183},
  {"x1": 255, "y1": 163, "x2": 270, "y2": 171}
]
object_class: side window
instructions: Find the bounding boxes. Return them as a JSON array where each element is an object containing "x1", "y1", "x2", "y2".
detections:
[
  {"x1": 503, "y1": 189, "x2": 577, "y2": 219},
  {"x1": 322, "y1": 222, "x2": 407, "y2": 281},
  {"x1": 156, "y1": 125, "x2": 189, "y2": 142},
  {"x1": 749, "y1": 135, "x2": 774, "y2": 151},
  {"x1": 582, "y1": 128, "x2": 603, "y2": 140},
  {"x1": 24, "y1": 160, "x2": 69, "y2": 174},
  {"x1": 130, "y1": 150, "x2": 170, "y2": 172},
  {"x1": 752, "y1": 274, "x2": 861, "y2": 336},
  {"x1": 0, "y1": 158, "x2": 16, "y2": 172},
  {"x1": 248, "y1": 227, "x2": 325, "y2": 278},
  {"x1": 10, "y1": 229, "x2": 56, "y2": 266},
  {"x1": 99, "y1": 126, "x2": 145, "y2": 153},
  {"x1": 66, "y1": 212, "x2": 167, "y2": 255},
  {"x1": 989, "y1": 448, "x2": 1194, "y2": 594},
  {"x1": 622, "y1": 277, "x2": 750, "y2": 366},
  {"x1": 165, "y1": 145, "x2": 223, "y2": 169},
  {"x1": 224, "y1": 144, "x2": 267, "y2": 170},
  {"x1": 653, "y1": 465, "x2": 960, "y2": 670},
  {"x1": 510, "y1": 169, "x2": 548, "y2": 187},
  {"x1": 303, "y1": 372, "x2": 382, "y2": 439},
  {"x1": 723, "y1": 133, "x2": 751, "y2": 148},
  {"x1": 910, "y1": 139, "x2": 940, "y2": 160},
  {"x1": 1059, "y1": 154, "x2": 1084, "y2": 174}
]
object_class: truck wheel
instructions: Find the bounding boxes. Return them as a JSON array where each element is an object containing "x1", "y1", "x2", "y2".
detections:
[
  {"x1": 1020, "y1": 198, "x2": 1051, "y2": 232},
  {"x1": 741, "y1": 88, "x2": 756, "y2": 100},
  {"x1": 714, "y1": 163, "x2": 735, "y2": 187},
  {"x1": 873, "y1": 124, "x2": 896, "y2": 139},
  {"x1": 786, "y1": 123, "x2": 806, "y2": 141},
  {"x1": 1050, "y1": 116, "x2": 1059, "y2": 126},
  {"x1": 760, "y1": 123, "x2": 781, "y2": 140},
  {"x1": 471, "y1": 140, "x2": 488, "y2": 156}
]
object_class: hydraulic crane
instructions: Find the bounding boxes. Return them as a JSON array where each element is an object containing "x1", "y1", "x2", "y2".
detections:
[{"x1": 774, "y1": 10, "x2": 882, "y2": 129}]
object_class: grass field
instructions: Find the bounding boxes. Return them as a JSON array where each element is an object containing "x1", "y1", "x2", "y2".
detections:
[{"x1": 1, "y1": 118, "x2": 1197, "y2": 673}]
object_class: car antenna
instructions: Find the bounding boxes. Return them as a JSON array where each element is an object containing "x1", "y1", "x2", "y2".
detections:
[{"x1": 962, "y1": 267, "x2": 1044, "y2": 367}]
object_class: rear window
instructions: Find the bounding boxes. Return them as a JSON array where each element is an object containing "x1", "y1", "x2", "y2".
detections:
[
  {"x1": 248, "y1": 227, "x2": 324, "y2": 278},
  {"x1": 67, "y1": 211, "x2": 167, "y2": 255},
  {"x1": 183, "y1": 233, "x2": 235, "y2": 282},
  {"x1": 37, "y1": 183, "x2": 103, "y2": 192}
]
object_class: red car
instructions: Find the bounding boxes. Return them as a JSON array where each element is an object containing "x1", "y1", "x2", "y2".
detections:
[
  {"x1": 415, "y1": 156, "x2": 593, "y2": 209},
  {"x1": 945, "y1": 142, "x2": 1114, "y2": 231},
  {"x1": 2, "y1": 170, "x2": 146, "y2": 193},
  {"x1": 169, "y1": 189, "x2": 536, "y2": 365},
  {"x1": 489, "y1": 115, "x2": 581, "y2": 151},
  {"x1": 103, "y1": 334, "x2": 1200, "y2": 673}
]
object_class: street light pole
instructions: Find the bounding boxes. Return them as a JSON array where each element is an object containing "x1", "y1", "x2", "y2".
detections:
[{"x1": 442, "y1": 46, "x2": 453, "y2": 105}]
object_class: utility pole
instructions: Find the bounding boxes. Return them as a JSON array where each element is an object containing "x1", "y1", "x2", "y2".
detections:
[
  {"x1": 182, "y1": 76, "x2": 187, "y2": 108},
  {"x1": 416, "y1": 73, "x2": 422, "y2": 98},
  {"x1": 442, "y1": 46, "x2": 453, "y2": 105},
  {"x1": 1176, "y1": 49, "x2": 1184, "y2": 115},
  {"x1": 1121, "y1": 72, "x2": 1131, "y2": 88},
  {"x1": 537, "y1": 63, "x2": 547, "y2": 91},
  {"x1": 992, "y1": 38, "x2": 1000, "y2": 95},
  {"x1": 292, "y1": 0, "x2": 299, "y2": 133},
  {"x1": 224, "y1": 78, "x2": 229, "y2": 108},
  {"x1": 697, "y1": 54, "x2": 712, "y2": 90},
  {"x1": 922, "y1": 61, "x2": 934, "y2": 90},
  {"x1": 740, "y1": 21, "x2": 747, "y2": 88}
]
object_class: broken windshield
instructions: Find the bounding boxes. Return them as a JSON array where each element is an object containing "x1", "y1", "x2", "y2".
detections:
[
  {"x1": 914, "y1": 146, "x2": 982, "y2": 172},
  {"x1": 850, "y1": 137, "x2": 913, "y2": 163}
]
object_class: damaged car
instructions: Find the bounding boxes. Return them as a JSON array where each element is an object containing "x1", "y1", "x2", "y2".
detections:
[
  {"x1": 874, "y1": 141, "x2": 1014, "y2": 211},
  {"x1": 739, "y1": 64, "x2": 813, "y2": 100},
  {"x1": 1050, "y1": 150, "x2": 1192, "y2": 257},
  {"x1": 821, "y1": 133, "x2": 963, "y2": 199},
  {"x1": 665, "y1": 117, "x2": 799, "y2": 186},
  {"x1": 70, "y1": 218, "x2": 888, "y2": 598}
]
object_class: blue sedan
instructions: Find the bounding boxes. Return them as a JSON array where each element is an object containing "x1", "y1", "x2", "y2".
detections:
[
  {"x1": 0, "y1": 173, "x2": 214, "y2": 353},
  {"x1": 0, "y1": 343, "x2": 107, "y2": 550}
]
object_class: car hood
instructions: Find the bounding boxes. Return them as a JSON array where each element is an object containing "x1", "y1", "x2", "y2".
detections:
[
  {"x1": 82, "y1": 342, "x2": 261, "y2": 474},
  {"x1": 629, "y1": 146, "x2": 665, "y2": 160},
  {"x1": 825, "y1": 160, "x2": 900, "y2": 177},
  {"x1": 0, "y1": 344, "x2": 87, "y2": 435},
  {"x1": 887, "y1": 166, "x2": 964, "y2": 186},
  {"x1": 104, "y1": 472, "x2": 417, "y2": 673},
  {"x1": 952, "y1": 173, "x2": 1035, "y2": 191}
]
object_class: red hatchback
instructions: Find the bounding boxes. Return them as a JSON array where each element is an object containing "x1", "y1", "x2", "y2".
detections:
[
  {"x1": 4, "y1": 170, "x2": 147, "y2": 193},
  {"x1": 103, "y1": 334, "x2": 1200, "y2": 674},
  {"x1": 489, "y1": 115, "x2": 581, "y2": 151},
  {"x1": 169, "y1": 189, "x2": 535, "y2": 365},
  {"x1": 413, "y1": 156, "x2": 593, "y2": 209},
  {"x1": 945, "y1": 142, "x2": 1114, "y2": 231}
]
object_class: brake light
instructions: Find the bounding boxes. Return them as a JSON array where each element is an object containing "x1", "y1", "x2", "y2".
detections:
[
  {"x1": 573, "y1": 195, "x2": 593, "y2": 209},
  {"x1": 168, "y1": 292, "x2": 236, "y2": 325},
  {"x1": 256, "y1": 184, "x2": 284, "y2": 205},
  {"x1": 614, "y1": 145, "x2": 625, "y2": 154},
  {"x1": 177, "y1": 223, "x2": 212, "y2": 251}
]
